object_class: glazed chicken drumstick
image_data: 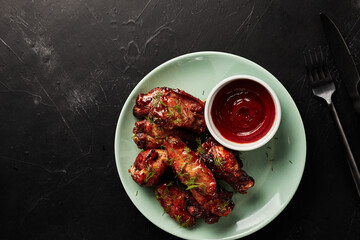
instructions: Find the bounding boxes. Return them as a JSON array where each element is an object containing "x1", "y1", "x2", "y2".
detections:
[
  {"x1": 164, "y1": 136, "x2": 234, "y2": 216},
  {"x1": 155, "y1": 182, "x2": 221, "y2": 227},
  {"x1": 129, "y1": 149, "x2": 168, "y2": 186},
  {"x1": 132, "y1": 119, "x2": 194, "y2": 150},
  {"x1": 133, "y1": 87, "x2": 206, "y2": 134},
  {"x1": 200, "y1": 137, "x2": 255, "y2": 194}
]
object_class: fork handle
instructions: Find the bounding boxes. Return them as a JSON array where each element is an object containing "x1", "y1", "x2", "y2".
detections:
[{"x1": 329, "y1": 102, "x2": 360, "y2": 197}]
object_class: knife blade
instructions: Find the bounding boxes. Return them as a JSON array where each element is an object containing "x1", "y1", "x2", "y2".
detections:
[{"x1": 320, "y1": 12, "x2": 360, "y2": 113}]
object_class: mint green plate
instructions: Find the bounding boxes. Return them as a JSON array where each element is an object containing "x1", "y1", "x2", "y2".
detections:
[{"x1": 114, "y1": 52, "x2": 306, "y2": 239}]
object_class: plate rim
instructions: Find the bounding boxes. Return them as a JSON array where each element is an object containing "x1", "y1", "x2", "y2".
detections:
[{"x1": 114, "y1": 51, "x2": 307, "y2": 240}]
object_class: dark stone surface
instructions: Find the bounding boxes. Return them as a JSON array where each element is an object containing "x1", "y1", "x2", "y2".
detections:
[{"x1": 1, "y1": 0, "x2": 360, "y2": 239}]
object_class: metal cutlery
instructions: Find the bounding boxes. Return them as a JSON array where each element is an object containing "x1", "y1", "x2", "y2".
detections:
[
  {"x1": 320, "y1": 12, "x2": 360, "y2": 113},
  {"x1": 304, "y1": 47, "x2": 360, "y2": 197}
]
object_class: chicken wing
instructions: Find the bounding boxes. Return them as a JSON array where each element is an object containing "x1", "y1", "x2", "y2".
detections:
[
  {"x1": 155, "y1": 182, "x2": 221, "y2": 227},
  {"x1": 128, "y1": 149, "x2": 167, "y2": 186},
  {"x1": 133, "y1": 87, "x2": 206, "y2": 134},
  {"x1": 200, "y1": 137, "x2": 254, "y2": 193},
  {"x1": 164, "y1": 136, "x2": 234, "y2": 216},
  {"x1": 132, "y1": 119, "x2": 194, "y2": 149},
  {"x1": 155, "y1": 183, "x2": 196, "y2": 228}
]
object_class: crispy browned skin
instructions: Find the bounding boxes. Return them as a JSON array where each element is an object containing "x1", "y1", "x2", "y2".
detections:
[
  {"x1": 155, "y1": 183, "x2": 220, "y2": 227},
  {"x1": 155, "y1": 183, "x2": 196, "y2": 228},
  {"x1": 128, "y1": 149, "x2": 167, "y2": 186},
  {"x1": 133, "y1": 87, "x2": 206, "y2": 134},
  {"x1": 200, "y1": 137, "x2": 254, "y2": 193},
  {"x1": 186, "y1": 197, "x2": 220, "y2": 224},
  {"x1": 132, "y1": 119, "x2": 194, "y2": 150},
  {"x1": 164, "y1": 136, "x2": 234, "y2": 216}
]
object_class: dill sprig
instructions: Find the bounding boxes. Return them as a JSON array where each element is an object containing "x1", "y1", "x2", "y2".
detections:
[
  {"x1": 160, "y1": 100, "x2": 167, "y2": 107},
  {"x1": 155, "y1": 92, "x2": 163, "y2": 98},
  {"x1": 167, "y1": 157, "x2": 174, "y2": 165},
  {"x1": 163, "y1": 204, "x2": 171, "y2": 216},
  {"x1": 184, "y1": 154, "x2": 193, "y2": 162},
  {"x1": 179, "y1": 162, "x2": 188, "y2": 176},
  {"x1": 184, "y1": 176, "x2": 202, "y2": 190},
  {"x1": 145, "y1": 164, "x2": 156, "y2": 182},
  {"x1": 146, "y1": 116, "x2": 158, "y2": 124},
  {"x1": 180, "y1": 219, "x2": 191, "y2": 228},
  {"x1": 220, "y1": 199, "x2": 231, "y2": 212},
  {"x1": 151, "y1": 92, "x2": 165, "y2": 107},
  {"x1": 173, "y1": 118, "x2": 182, "y2": 125},
  {"x1": 167, "y1": 107, "x2": 175, "y2": 118},
  {"x1": 175, "y1": 100, "x2": 182, "y2": 116},
  {"x1": 214, "y1": 153, "x2": 225, "y2": 171},
  {"x1": 195, "y1": 137, "x2": 205, "y2": 154},
  {"x1": 175, "y1": 215, "x2": 182, "y2": 223}
]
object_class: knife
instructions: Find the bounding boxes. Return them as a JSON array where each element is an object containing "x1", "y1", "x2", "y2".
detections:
[{"x1": 320, "y1": 12, "x2": 360, "y2": 113}]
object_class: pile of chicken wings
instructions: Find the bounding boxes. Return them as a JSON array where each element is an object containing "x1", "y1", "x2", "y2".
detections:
[{"x1": 129, "y1": 87, "x2": 254, "y2": 228}]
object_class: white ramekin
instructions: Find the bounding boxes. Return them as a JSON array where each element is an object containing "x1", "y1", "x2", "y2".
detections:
[{"x1": 204, "y1": 75, "x2": 281, "y2": 151}]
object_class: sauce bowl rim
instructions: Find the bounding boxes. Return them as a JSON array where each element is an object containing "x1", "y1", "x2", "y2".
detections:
[{"x1": 204, "y1": 74, "x2": 281, "y2": 151}]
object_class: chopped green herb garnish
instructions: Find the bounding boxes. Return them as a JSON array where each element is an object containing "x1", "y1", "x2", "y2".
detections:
[
  {"x1": 146, "y1": 116, "x2": 153, "y2": 123},
  {"x1": 160, "y1": 100, "x2": 167, "y2": 107},
  {"x1": 214, "y1": 153, "x2": 225, "y2": 171},
  {"x1": 184, "y1": 176, "x2": 202, "y2": 190},
  {"x1": 186, "y1": 185, "x2": 201, "y2": 190},
  {"x1": 180, "y1": 219, "x2": 191, "y2": 228},
  {"x1": 151, "y1": 101, "x2": 158, "y2": 108},
  {"x1": 175, "y1": 100, "x2": 182, "y2": 115},
  {"x1": 184, "y1": 154, "x2": 193, "y2": 162},
  {"x1": 151, "y1": 92, "x2": 165, "y2": 107},
  {"x1": 167, "y1": 108, "x2": 175, "y2": 118},
  {"x1": 175, "y1": 215, "x2": 182, "y2": 223},
  {"x1": 174, "y1": 118, "x2": 182, "y2": 125},
  {"x1": 136, "y1": 190, "x2": 138, "y2": 196},
  {"x1": 163, "y1": 204, "x2": 171, "y2": 216},
  {"x1": 146, "y1": 116, "x2": 158, "y2": 124},
  {"x1": 154, "y1": 91, "x2": 163, "y2": 100},
  {"x1": 179, "y1": 162, "x2": 188, "y2": 176},
  {"x1": 197, "y1": 146, "x2": 205, "y2": 154},
  {"x1": 202, "y1": 90, "x2": 205, "y2": 95},
  {"x1": 167, "y1": 157, "x2": 174, "y2": 165},
  {"x1": 289, "y1": 160, "x2": 293, "y2": 164},
  {"x1": 220, "y1": 199, "x2": 231, "y2": 212},
  {"x1": 145, "y1": 165, "x2": 156, "y2": 182},
  {"x1": 185, "y1": 147, "x2": 191, "y2": 154},
  {"x1": 195, "y1": 138, "x2": 205, "y2": 154}
]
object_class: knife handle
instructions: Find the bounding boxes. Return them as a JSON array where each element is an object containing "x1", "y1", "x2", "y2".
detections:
[{"x1": 329, "y1": 102, "x2": 360, "y2": 197}]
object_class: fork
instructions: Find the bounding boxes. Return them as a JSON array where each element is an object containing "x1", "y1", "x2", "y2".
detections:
[{"x1": 304, "y1": 47, "x2": 360, "y2": 197}]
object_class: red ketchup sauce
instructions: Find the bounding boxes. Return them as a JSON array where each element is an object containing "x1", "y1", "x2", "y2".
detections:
[{"x1": 211, "y1": 79, "x2": 276, "y2": 143}]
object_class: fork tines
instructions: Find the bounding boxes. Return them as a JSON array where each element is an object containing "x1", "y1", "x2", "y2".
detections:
[{"x1": 304, "y1": 46, "x2": 332, "y2": 87}]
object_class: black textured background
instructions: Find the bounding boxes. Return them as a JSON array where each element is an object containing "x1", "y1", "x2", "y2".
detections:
[{"x1": 1, "y1": 0, "x2": 360, "y2": 239}]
